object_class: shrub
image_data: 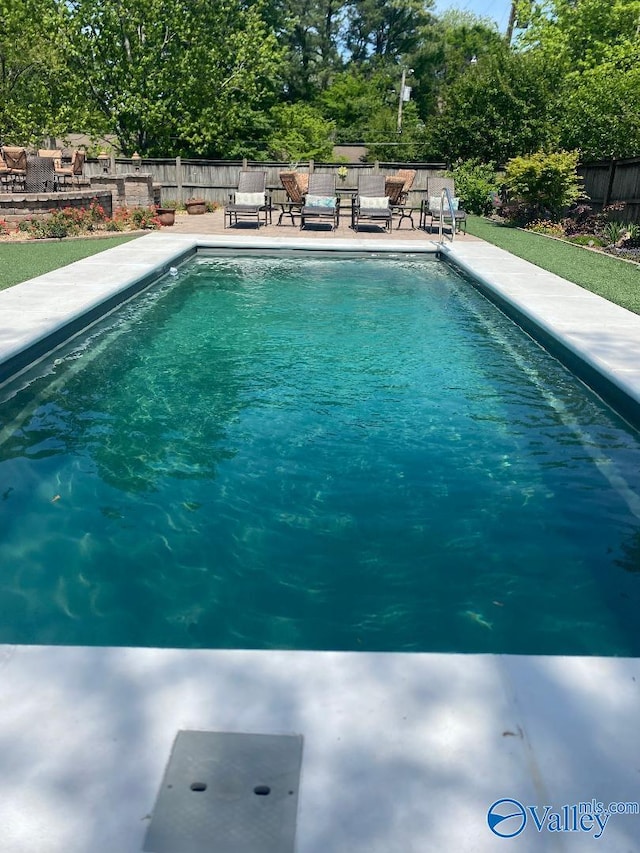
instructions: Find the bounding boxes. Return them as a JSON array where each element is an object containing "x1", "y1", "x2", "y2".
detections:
[
  {"x1": 129, "y1": 206, "x2": 161, "y2": 230},
  {"x1": 503, "y1": 150, "x2": 583, "y2": 222},
  {"x1": 0, "y1": 219, "x2": 10, "y2": 235},
  {"x1": 603, "y1": 221, "x2": 626, "y2": 245},
  {"x1": 567, "y1": 234, "x2": 605, "y2": 247},
  {"x1": 527, "y1": 219, "x2": 565, "y2": 237},
  {"x1": 447, "y1": 159, "x2": 498, "y2": 215}
]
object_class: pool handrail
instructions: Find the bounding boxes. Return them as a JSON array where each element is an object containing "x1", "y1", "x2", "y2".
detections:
[{"x1": 438, "y1": 187, "x2": 455, "y2": 244}]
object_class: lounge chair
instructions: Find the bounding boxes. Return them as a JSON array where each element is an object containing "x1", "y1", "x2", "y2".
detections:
[
  {"x1": 424, "y1": 177, "x2": 467, "y2": 234},
  {"x1": 224, "y1": 170, "x2": 270, "y2": 228},
  {"x1": 300, "y1": 173, "x2": 339, "y2": 230},
  {"x1": 53, "y1": 150, "x2": 85, "y2": 190},
  {"x1": 278, "y1": 171, "x2": 307, "y2": 225},
  {"x1": 2, "y1": 146, "x2": 27, "y2": 191},
  {"x1": 352, "y1": 175, "x2": 392, "y2": 232}
]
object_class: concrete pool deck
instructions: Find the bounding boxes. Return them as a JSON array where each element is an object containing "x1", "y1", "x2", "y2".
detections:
[{"x1": 0, "y1": 230, "x2": 639, "y2": 851}]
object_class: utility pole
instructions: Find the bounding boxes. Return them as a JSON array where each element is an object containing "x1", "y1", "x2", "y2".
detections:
[
  {"x1": 396, "y1": 68, "x2": 413, "y2": 134},
  {"x1": 397, "y1": 68, "x2": 407, "y2": 134}
]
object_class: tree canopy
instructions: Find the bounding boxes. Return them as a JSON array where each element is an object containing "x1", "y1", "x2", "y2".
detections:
[{"x1": 3, "y1": 0, "x2": 639, "y2": 163}]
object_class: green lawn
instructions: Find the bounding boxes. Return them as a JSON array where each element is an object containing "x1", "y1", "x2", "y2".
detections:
[
  {"x1": 0, "y1": 235, "x2": 141, "y2": 291},
  {"x1": 466, "y1": 216, "x2": 640, "y2": 315}
]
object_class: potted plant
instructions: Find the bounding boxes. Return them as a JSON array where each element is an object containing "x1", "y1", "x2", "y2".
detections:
[
  {"x1": 156, "y1": 203, "x2": 176, "y2": 226},
  {"x1": 185, "y1": 197, "x2": 207, "y2": 215}
]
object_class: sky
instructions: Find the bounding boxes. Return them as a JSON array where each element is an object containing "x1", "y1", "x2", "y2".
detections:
[{"x1": 433, "y1": 0, "x2": 514, "y2": 33}]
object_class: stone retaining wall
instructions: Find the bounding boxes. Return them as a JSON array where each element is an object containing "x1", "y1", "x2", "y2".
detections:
[{"x1": 0, "y1": 189, "x2": 113, "y2": 227}]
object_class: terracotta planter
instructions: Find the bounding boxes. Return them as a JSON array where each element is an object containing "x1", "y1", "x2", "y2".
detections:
[
  {"x1": 156, "y1": 208, "x2": 176, "y2": 226},
  {"x1": 186, "y1": 200, "x2": 206, "y2": 215}
]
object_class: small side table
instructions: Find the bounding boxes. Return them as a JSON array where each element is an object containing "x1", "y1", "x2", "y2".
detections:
[
  {"x1": 393, "y1": 204, "x2": 421, "y2": 230},
  {"x1": 277, "y1": 201, "x2": 302, "y2": 226}
]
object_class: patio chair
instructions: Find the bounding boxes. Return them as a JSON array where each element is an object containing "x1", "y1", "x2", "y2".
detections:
[
  {"x1": 0, "y1": 153, "x2": 11, "y2": 191},
  {"x1": 224, "y1": 170, "x2": 270, "y2": 228},
  {"x1": 395, "y1": 169, "x2": 416, "y2": 201},
  {"x1": 352, "y1": 174, "x2": 392, "y2": 232},
  {"x1": 278, "y1": 171, "x2": 307, "y2": 225},
  {"x1": 53, "y1": 150, "x2": 86, "y2": 190},
  {"x1": 387, "y1": 169, "x2": 419, "y2": 229},
  {"x1": 300, "y1": 173, "x2": 339, "y2": 230},
  {"x1": 424, "y1": 176, "x2": 467, "y2": 234},
  {"x1": 2, "y1": 146, "x2": 27, "y2": 191}
]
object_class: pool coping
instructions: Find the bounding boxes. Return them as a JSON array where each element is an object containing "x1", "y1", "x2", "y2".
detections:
[{"x1": 1, "y1": 233, "x2": 639, "y2": 851}]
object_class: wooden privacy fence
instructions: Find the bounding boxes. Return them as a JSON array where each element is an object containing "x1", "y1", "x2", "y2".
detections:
[
  {"x1": 84, "y1": 157, "x2": 447, "y2": 206},
  {"x1": 579, "y1": 157, "x2": 640, "y2": 223}
]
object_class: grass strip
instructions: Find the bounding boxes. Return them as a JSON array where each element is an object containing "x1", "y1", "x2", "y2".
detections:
[
  {"x1": 466, "y1": 216, "x2": 640, "y2": 315},
  {"x1": 0, "y1": 235, "x2": 141, "y2": 291}
]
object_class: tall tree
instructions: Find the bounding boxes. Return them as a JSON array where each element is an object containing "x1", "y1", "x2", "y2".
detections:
[
  {"x1": 0, "y1": 0, "x2": 66, "y2": 144},
  {"x1": 424, "y1": 50, "x2": 556, "y2": 164},
  {"x1": 519, "y1": 0, "x2": 640, "y2": 69},
  {"x1": 58, "y1": 0, "x2": 282, "y2": 156},
  {"x1": 345, "y1": 0, "x2": 434, "y2": 61}
]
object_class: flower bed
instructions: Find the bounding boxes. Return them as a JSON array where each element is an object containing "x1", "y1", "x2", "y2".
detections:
[
  {"x1": 494, "y1": 202, "x2": 640, "y2": 264},
  {"x1": 0, "y1": 199, "x2": 163, "y2": 240}
]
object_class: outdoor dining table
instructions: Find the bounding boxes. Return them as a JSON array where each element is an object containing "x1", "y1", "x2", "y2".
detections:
[{"x1": 25, "y1": 154, "x2": 55, "y2": 193}]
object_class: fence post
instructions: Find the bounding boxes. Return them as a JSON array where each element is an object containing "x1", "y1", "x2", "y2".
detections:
[
  {"x1": 309, "y1": 159, "x2": 315, "y2": 174},
  {"x1": 603, "y1": 158, "x2": 617, "y2": 208},
  {"x1": 374, "y1": 161, "x2": 380, "y2": 173},
  {"x1": 242, "y1": 157, "x2": 248, "y2": 170},
  {"x1": 176, "y1": 156, "x2": 183, "y2": 203}
]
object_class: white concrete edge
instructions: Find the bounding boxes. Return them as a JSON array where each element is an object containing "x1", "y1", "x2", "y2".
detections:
[{"x1": 441, "y1": 242, "x2": 640, "y2": 412}]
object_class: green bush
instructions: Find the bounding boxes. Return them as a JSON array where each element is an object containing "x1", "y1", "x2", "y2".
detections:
[
  {"x1": 568, "y1": 235, "x2": 605, "y2": 247},
  {"x1": 447, "y1": 159, "x2": 498, "y2": 215},
  {"x1": 526, "y1": 219, "x2": 565, "y2": 237},
  {"x1": 504, "y1": 150, "x2": 583, "y2": 222},
  {"x1": 603, "y1": 221, "x2": 626, "y2": 245}
]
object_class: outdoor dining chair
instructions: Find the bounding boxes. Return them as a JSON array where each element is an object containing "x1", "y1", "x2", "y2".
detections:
[
  {"x1": 352, "y1": 174, "x2": 392, "y2": 232},
  {"x1": 53, "y1": 150, "x2": 86, "y2": 190},
  {"x1": 0, "y1": 154, "x2": 12, "y2": 190},
  {"x1": 2, "y1": 146, "x2": 27, "y2": 191},
  {"x1": 224, "y1": 170, "x2": 270, "y2": 227}
]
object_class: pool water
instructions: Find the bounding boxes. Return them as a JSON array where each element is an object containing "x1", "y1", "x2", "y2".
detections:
[{"x1": 1, "y1": 253, "x2": 639, "y2": 654}]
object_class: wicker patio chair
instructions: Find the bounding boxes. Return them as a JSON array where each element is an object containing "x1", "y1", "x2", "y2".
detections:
[
  {"x1": 0, "y1": 153, "x2": 11, "y2": 190},
  {"x1": 425, "y1": 176, "x2": 467, "y2": 233},
  {"x1": 224, "y1": 170, "x2": 270, "y2": 227},
  {"x1": 384, "y1": 176, "x2": 407, "y2": 206},
  {"x1": 2, "y1": 146, "x2": 27, "y2": 191},
  {"x1": 38, "y1": 148, "x2": 63, "y2": 162},
  {"x1": 396, "y1": 169, "x2": 416, "y2": 201},
  {"x1": 387, "y1": 169, "x2": 418, "y2": 229},
  {"x1": 352, "y1": 174, "x2": 392, "y2": 232},
  {"x1": 300, "y1": 173, "x2": 339, "y2": 230},
  {"x1": 278, "y1": 171, "x2": 307, "y2": 225},
  {"x1": 53, "y1": 150, "x2": 85, "y2": 190}
]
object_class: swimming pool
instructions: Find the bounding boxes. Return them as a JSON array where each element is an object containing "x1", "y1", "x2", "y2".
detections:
[{"x1": 1, "y1": 253, "x2": 639, "y2": 655}]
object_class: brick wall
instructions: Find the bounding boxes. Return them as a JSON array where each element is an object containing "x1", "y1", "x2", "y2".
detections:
[{"x1": 0, "y1": 190, "x2": 113, "y2": 227}]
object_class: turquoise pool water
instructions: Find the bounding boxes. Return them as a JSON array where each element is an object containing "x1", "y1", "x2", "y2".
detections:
[{"x1": 1, "y1": 253, "x2": 639, "y2": 654}]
